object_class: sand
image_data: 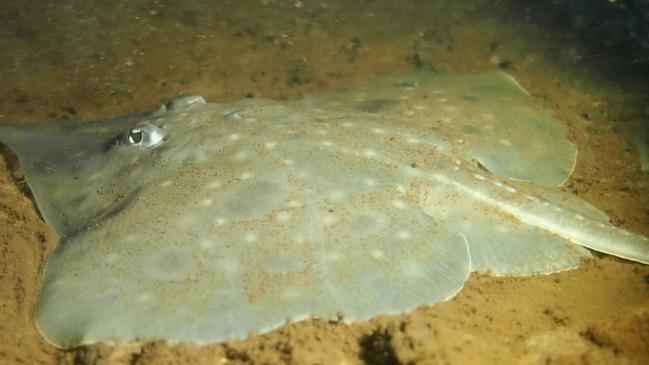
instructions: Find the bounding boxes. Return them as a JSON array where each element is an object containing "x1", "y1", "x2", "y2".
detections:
[{"x1": 1, "y1": 1, "x2": 648, "y2": 364}]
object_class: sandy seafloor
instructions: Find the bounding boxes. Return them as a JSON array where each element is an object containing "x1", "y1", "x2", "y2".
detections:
[{"x1": 1, "y1": 1, "x2": 648, "y2": 364}]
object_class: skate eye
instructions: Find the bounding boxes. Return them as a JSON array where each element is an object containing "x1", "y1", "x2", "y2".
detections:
[
  {"x1": 120, "y1": 123, "x2": 165, "y2": 148},
  {"x1": 127, "y1": 129, "x2": 144, "y2": 145}
]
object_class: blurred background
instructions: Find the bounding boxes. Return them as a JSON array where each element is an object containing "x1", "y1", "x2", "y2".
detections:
[{"x1": 0, "y1": 0, "x2": 646, "y2": 117}]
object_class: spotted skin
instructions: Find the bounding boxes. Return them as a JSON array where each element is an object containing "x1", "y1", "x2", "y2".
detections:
[{"x1": 0, "y1": 71, "x2": 646, "y2": 348}]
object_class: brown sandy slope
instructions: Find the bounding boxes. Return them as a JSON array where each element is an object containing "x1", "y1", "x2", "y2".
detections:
[{"x1": 1, "y1": 1, "x2": 648, "y2": 364}]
